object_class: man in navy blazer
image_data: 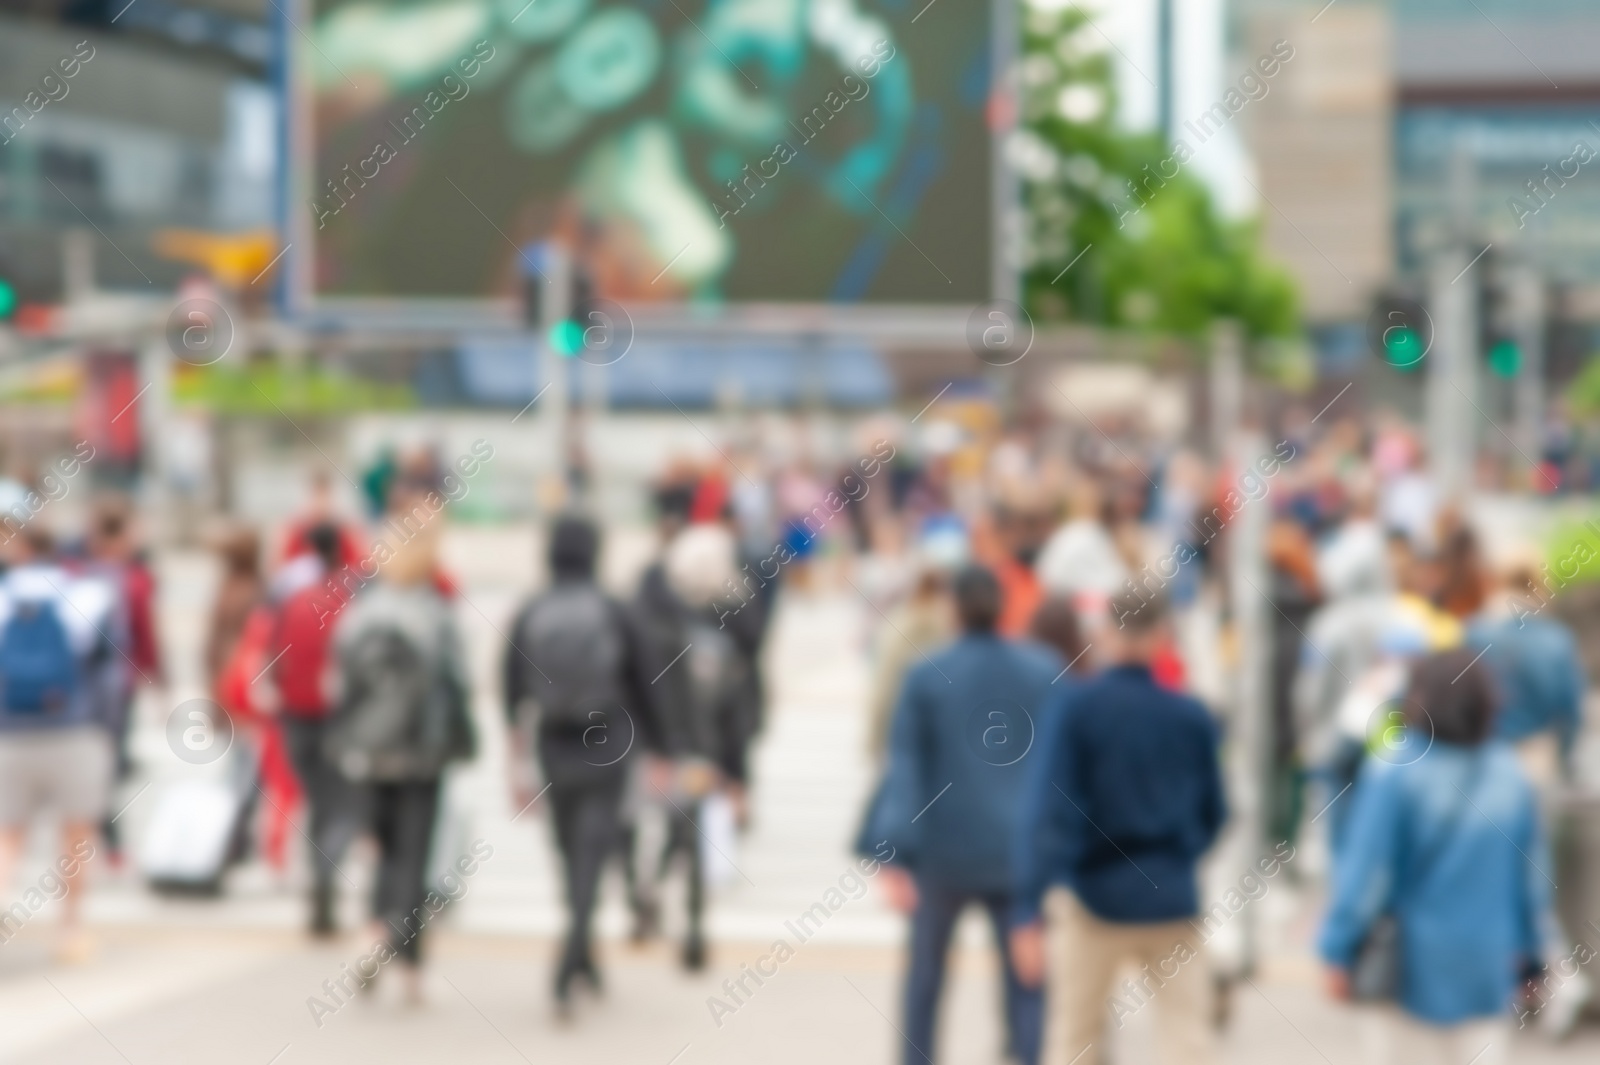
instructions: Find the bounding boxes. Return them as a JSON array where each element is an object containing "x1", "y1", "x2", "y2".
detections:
[
  {"x1": 863, "y1": 566, "x2": 1062, "y2": 1065},
  {"x1": 1010, "y1": 591, "x2": 1226, "y2": 1065}
]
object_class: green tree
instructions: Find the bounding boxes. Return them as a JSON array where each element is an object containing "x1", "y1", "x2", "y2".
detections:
[
  {"x1": 1568, "y1": 350, "x2": 1600, "y2": 417},
  {"x1": 1016, "y1": 5, "x2": 1297, "y2": 341}
]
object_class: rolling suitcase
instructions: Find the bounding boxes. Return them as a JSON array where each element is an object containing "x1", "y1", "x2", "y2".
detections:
[{"x1": 138, "y1": 753, "x2": 254, "y2": 895}]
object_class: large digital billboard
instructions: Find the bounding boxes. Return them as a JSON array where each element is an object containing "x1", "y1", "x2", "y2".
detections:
[{"x1": 292, "y1": 0, "x2": 997, "y2": 309}]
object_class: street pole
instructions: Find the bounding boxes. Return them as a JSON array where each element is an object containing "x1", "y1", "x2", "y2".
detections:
[
  {"x1": 1427, "y1": 144, "x2": 1480, "y2": 502},
  {"x1": 138, "y1": 332, "x2": 171, "y2": 543},
  {"x1": 1211, "y1": 319, "x2": 1268, "y2": 978},
  {"x1": 1508, "y1": 263, "x2": 1545, "y2": 488},
  {"x1": 1209, "y1": 319, "x2": 1242, "y2": 462},
  {"x1": 1426, "y1": 246, "x2": 1478, "y2": 500},
  {"x1": 1157, "y1": 0, "x2": 1174, "y2": 144},
  {"x1": 524, "y1": 242, "x2": 570, "y2": 511},
  {"x1": 1227, "y1": 427, "x2": 1271, "y2": 978}
]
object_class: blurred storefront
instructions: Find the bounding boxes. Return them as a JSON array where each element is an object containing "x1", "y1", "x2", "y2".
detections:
[
  {"x1": 1236, "y1": 0, "x2": 1600, "y2": 382},
  {"x1": 0, "y1": 1, "x2": 276, "y2": 300}
]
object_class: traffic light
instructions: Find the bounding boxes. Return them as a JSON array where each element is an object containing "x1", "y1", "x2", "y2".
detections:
[
  {"x1": 1477, "y1": 247, "x2": 1506, "y2": 376},
  {"x1": 0, "y1": 255, "x2": 17, "y2": 321},
  {"x1": 1487, "y1": 337, "x2": 1521, "y2": 378},
  {"x1": 1385, "y1": 323, "x2": 1425, "y2": 368},
  {"x1": 547, "y1": 318, "x2": 585, "y2": 356},
  {"x1": 519, "y1": 241, "x2": 593, "y2": 359},
  {"x1": 1367, "y1": 293, "x2": 1432, "y2": 372}
]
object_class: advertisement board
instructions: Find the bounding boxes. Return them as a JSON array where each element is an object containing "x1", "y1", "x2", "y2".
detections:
[{"x1": 288, "y1": 0, "x2": 1002, "y2": 317}]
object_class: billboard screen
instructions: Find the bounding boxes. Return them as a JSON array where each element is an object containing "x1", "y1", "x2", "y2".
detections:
[{"x1": 295, "y1": 0, "x2": 996, "y2": 308}]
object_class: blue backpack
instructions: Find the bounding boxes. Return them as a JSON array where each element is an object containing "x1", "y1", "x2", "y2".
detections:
[{"x1": 0, "y1": 600, "x2": 79, "y2": 716}]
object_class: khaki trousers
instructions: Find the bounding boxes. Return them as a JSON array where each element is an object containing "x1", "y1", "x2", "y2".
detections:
[{"x1": 1041, "y1": 888, "x2": 1216, "y2": 1065}]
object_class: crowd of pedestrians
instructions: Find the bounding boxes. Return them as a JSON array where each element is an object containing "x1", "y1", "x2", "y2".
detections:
[
  {"x1": 0, "y1": 401, "x2": 1592, "y2": 1064},
  {"x1": 851, "y1": 405, "x2": 1593, "y2": 1065}
]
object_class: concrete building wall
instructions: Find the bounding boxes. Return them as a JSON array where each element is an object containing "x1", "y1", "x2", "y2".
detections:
[{"x1": 1240, "y1": 2, "x2": 1394, "y2": 323}]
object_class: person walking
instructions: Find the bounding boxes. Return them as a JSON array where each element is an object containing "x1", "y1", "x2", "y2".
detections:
[
  {"x1": 505, "y1": 514, "x2": 660, "y2": 1015},
  {"x1": 613, "y1": 478, "x2": 697, "y2": 944},
  {"x1": 0, "y1": 529, "x2": 119, "y2": 962},
  {"x1": 1468, "y1": 552, "x2": 1590, "y2": 1038},
  {"x1": 1467, "y1": 555, "x2": 1586, "y2": 783},
  {"x1": 326, "y1": 524, "x2": 475, "y2": 1003},
  {"x1": 275, "y1": 469, "x2": 364, "y2": 582},
  {"x1": 271, "y1": 522, "x2": 362, "y2": 936},
  {"x1": 1010, "y1": 591, "x2": 1226, "y2": 1065},
  {"x1": 83, "y1": 499, "x2": 162, "y2": 864},
  {"x1": 1265, "y1": 517, "x2": 1321, "y2": 854},
  {"x1": 1294, "y1": 493, "x2": 1393, "y2": 849},
  {"x1": 863, "y1": 565, "x2": 1060, "y2": 1065},
  {"x1": 205, "y1": 524, "x2": 264, "y2": 692},
  {"x1": 638, "y1": 523, "x2": 754, "y2": 971},
  {"x1": 1318, "y1": 649, "x2": 1553, "y2": 1065},
  {"x1": 866, "y1": 560, "x2": 956, "y2": 763}
]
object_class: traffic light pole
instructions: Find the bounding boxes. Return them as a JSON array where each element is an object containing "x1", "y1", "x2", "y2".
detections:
[
  {"x1": 1508, "y1": 264, "x2": 1545, "y2": 488},
  {"x1": 1426, "y1": 246, "x2": 1479, "y2": 500},
  {"x1": 138, "y1": 332, "x2": 172, "y2": 543},
  {"x1": 541, "y1": 244, "x2": 571, "y2": 509},
  {"x1": 523, "y1": 242, "x2": 572, "y2": 510}
]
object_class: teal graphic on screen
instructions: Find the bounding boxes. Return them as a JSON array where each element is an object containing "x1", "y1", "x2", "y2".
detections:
[{"x1": 306, "y1": 0, "x2": 992, "y2": 304}]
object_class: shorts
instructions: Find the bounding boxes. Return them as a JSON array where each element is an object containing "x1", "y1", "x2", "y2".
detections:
[{"x1": 0, "y1": 727, "x2": 114, "y2": 826}]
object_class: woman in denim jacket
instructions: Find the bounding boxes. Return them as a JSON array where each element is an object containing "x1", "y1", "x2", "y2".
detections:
[{"x1": 1318, "y1": 649, "x2": 1555, "y2": 1065}]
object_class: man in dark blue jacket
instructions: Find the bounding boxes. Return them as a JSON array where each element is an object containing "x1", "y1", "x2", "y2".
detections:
[
  {"x1": 863, "y1": 566, "x2": 1061, "y2": 1065},
  {"x1": 1010, "y1": 591, "x2": 1225, "y2": 1065}
]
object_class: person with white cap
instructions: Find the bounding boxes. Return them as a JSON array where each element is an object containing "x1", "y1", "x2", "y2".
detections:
[{"x1": 631, "y1": 521, "x2": 754, "y2": 971}]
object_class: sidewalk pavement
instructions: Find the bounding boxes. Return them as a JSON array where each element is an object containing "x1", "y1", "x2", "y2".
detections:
[{"x1": 4, "y1": 922, "x2": 1598, "y2": 1065}]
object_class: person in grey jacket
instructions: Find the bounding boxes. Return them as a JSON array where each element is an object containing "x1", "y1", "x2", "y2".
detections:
[{"x1": 327, "y1": 523, "x2": 474, "y2": 1003}]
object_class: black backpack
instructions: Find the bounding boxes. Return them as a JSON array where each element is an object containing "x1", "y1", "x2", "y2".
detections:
[{"x1": 519, "y1": 584, "x2": 626, "y2": 730}]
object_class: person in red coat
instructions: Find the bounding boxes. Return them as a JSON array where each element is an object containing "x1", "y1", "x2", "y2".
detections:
[{"x1": 269, "y1": 522, "x2": 362, "y2": 936}]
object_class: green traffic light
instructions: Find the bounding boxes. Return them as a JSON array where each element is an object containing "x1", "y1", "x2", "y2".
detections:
[
  {"x1": 547, "y1": 318, "x2": 584, "y2": 357},
  {"x1": 1488, "y1": 338, "x2": 1521, "y2": 378},
  {"x1": 0, "y1": 280, "x2": 16, "y2": 320},
  {"x1": 1384, "y1": 326, "x2": 1423, "y2": 370}
]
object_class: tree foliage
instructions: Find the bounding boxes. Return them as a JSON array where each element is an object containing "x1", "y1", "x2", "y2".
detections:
[{"x1": 1015, "y1": 5, "x2": 1298, "y2": 341}]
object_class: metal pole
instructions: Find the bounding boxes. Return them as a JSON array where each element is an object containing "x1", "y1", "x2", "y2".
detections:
[
  {"x1": 1509, "y1": 264, "x2": 1545, "y2": 488},
  {"x1": 1227, "y1": 427, "x2": 1271, "y2": 977},
  {"x1": 1158, "y1": 0, "x2": 1175, "y2": 143},
  {"x1": 1211, "y1": 320, "x2": 1267, "y2": 978},
  {"x1": 1426, "y1": 247, "x2": 1478, "y2": 500},
  {"x1": 537, "y1": 244, "x2": 571, "y2": 510},
  {"x1": 1210, "y1": 319, "x2": 1242, "y2": 461},
  {"x1": 138, "y1": 332, "x2": 172, "y2": 543}
]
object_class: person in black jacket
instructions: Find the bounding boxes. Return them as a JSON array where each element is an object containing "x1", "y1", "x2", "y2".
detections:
[
  {"x1": 505, "y1": 515, "x2": 660, "y2": 1016},
  {"x1": 629, "y1": 522, "x2": 753, "y2": 970}
]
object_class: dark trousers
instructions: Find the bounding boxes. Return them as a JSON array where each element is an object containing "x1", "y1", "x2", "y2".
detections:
[
  {"x1": 548, "y1": 778, "x2": 626, "y2": 983},
  {"x1": 658, "y1": 799, "x2": 706, "y2": 950},
  {"x1": 370, "y1": 779, "x2": 441, "y2": 964},
  {"x1": 903, "y1": 880, "x2": 1041, "y2": 1065},
  {"x1": 101, "y1": 690, "x2": 136, "y2": 853},
  {"x1": 281, "y1": 717, "x2": 365, "y2": 894}
]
